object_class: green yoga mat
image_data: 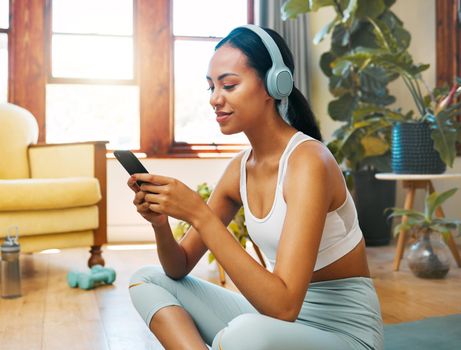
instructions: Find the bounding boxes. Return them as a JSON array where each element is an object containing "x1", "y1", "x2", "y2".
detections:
[{"x1": 384, "y1": 314, "x2": 461, "y2": 350}]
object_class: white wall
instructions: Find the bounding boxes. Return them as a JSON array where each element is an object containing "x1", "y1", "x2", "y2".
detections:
[
  {"x1": 108, "y1": 0, "x2": 460, "y2": 242},
  {"x1": 306, "y1": 0, "x2": 461, "y2": 223},
  {"x1": 108, "y1": 158, "x2": 229, "y2": 241}
]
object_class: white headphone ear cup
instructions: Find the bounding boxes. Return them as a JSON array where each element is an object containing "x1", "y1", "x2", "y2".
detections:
[{"x1": 266, "y1": 67, "x2": 293, "y2": 100}]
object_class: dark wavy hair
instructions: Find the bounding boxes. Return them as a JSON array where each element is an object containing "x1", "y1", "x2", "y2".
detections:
[{"x1": 216, "y1": 27, "x2": 322, "y2": 141}]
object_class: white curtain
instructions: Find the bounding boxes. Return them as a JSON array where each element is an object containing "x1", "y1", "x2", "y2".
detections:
[{"x1": 258, "y1": 0, "x2": 311, "y2": 100}]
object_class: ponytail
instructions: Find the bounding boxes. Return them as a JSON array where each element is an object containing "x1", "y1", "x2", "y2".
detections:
[
  {"x1": 284, "y1": 87, "x2": 322, "y2": 141},
  {"x1": 217, "y1": 27, "x2": 322, "y2": 141}
]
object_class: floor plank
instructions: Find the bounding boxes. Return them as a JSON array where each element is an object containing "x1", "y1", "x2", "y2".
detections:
[{"x1": 0, "y1": 243, "x2": 460, "y2": 349}]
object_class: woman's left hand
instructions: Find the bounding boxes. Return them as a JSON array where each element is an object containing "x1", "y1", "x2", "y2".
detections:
[{"x1": 133, "y1": 173, "x2": 208, "y2": 226}]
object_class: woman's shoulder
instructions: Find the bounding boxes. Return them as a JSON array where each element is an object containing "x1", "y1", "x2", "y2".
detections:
[
  {"x1": 226, "y1": 149, "x2": 248, "y2": 173},
  {"x1": 285, "y1": 137, "x2": 345, "y2": 202},
  {"x1": 288, "y1": 137, "x2": 334, "y2": 168}
]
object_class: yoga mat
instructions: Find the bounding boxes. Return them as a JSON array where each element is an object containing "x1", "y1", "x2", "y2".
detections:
[{"x1": 384, "y1": 314, "x2": 461, "y2": 350}]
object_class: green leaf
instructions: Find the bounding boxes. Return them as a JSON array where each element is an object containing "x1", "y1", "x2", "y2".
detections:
[
  {"x1": 342, "y1": 0, "x2": 358, "y2": 23},
  {"x1": 328, "y1": 94, "x2": 357, "y2": 121},
  {"x1": 208, "y1": 252, "x2": 216, "y2": 264},
  {"x1": 386, "y1": 207, "x2": 426, "y2": 220},
  {"x1": 429, "y1": 224, "x2": 454, "y2": 238},
  {"x1": 350, "y1": 22, "x2": 381, "y2": 49},
  {"x1": 383, "y1": 0, "x2": 396, "y2": 7},
  {"x1": 368, "y1": 17, "x2": 399, "y2": 52},
  {"x1": 425, "y1": 188, "x2": 458, "y2": 220},
  {"x1": 309, "y1": 0, "x2": 336, "y2": 12},
  {"x1": 352, "y1": 106, "x2": 387, "y2": 120},
  {"x1": 281, "y1": 0, "x2": 310, "y2": 20},
  {"x1": 314, "y1": 16, "x2": 340, "y2": 44},
  {"x1": 430, "y1": 119, "x2": 458, "y2": 167},
  {"x1": 172, "y1": 221, "x2": 190, "y2": 241},
  {"x1": 329, "y1": 75, "x2": 353, "y2": 96},
  {"x1": 331, "y1": 24, "x2": 349, "y2": 48},
  {"x1": 356, "y1": 0, "x2": 386, "y2": 19},
  {"x1": 360, "y1": 135, "x2": 389, "y2": 156},
  {"x1": 320, "y1": 52, "x2": 336, "y2": 77},
  {"x1": 332, "y1": 59, "x2": 352, "y2": 76},
  {"x1": 380, "y1": 11, "x2": 411, "y2": 51},
  {"x1": 327, "y1": 139, "x2": 345, "y2": 164},
  {"x1": 431, "y1": 218, "x2": 461, "y2": 229},
  {"x1": 361, "y1": 153, "x2": 391, "y2": 172},
  {"x1": 393, "y1": 222, "x2": 413, "y2": 236}
]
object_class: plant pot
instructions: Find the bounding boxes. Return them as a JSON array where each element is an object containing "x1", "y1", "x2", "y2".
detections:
[
  {"x1": 391, "y1": 122, "x2": 446, "y2": 174},
  {"x1": 353, "y1": 169, "x2": 396, "y2": 246},
  {"x1": 407, "y1": 230, "x2": 450, "y2": 279}
]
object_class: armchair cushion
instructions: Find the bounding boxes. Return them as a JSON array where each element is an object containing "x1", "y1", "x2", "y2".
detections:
[
  {"x1": 0, "y1": 103, "x2": 38, "y2": 179},
  {"x1": 0, "y1": 177, "x2": 101, "y2": 211},
  {"x1": 29, "y1": 143, "x2": 96, "y2": 178},
  {"x1": 0, "y1": 206, "x2": 99, "y2": 236}
]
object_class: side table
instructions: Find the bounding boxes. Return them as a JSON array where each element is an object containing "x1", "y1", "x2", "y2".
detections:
[{"x1": 375, "y1": 173, "x2": 461, "y2": 271}]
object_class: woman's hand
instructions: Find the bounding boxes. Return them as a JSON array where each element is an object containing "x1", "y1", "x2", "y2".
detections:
[
  {"x1": 133, "y1": 173, "x2": 209, "y2": 227},
  {"x1": 127, "y1": 176, "x2": 169, "y2": 227}
]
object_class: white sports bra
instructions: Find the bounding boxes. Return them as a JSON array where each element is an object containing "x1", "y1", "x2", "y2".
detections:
[{"x1": 239, "y1": 132, "x2": 363, "y2": 272}]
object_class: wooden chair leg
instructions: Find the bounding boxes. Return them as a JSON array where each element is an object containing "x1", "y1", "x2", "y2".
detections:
[
  {"x1": 446, "y1": 234, "x2": 461, "y2": 267},
  {"x1": 88, "y1": 245, "x2": 105, "y2": 267},
  {"x1": 393, "y1": 182, "x2": 416, "y2": 271}
]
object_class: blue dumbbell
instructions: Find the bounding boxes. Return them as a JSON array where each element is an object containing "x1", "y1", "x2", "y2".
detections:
[{"x1": 67, "y1": 265, "x2": 116, "y2": 290}]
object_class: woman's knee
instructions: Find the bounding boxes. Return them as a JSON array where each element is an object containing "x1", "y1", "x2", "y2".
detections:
[
  {"x1": 128, "y1": 265, "x2": 182, "y2": 325},
  {"x1": 212, "y1": 314, "x2": 272, "y2": 350},
  {"x1": 129, "y1": 264, "x2": 166, "y2": 287}
]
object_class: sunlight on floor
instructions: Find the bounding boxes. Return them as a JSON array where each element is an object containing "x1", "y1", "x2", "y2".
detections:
[
  {"x1": 38, "y1": 248, "x2": 61, "y2": 254},
  {"x1": 106, "y1": 243, "x2": 157, "y2": 251}
]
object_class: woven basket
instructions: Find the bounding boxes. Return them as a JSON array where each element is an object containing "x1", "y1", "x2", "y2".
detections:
[{"x1": 391, "y1": 122, "x2": 446, "y2": 174}]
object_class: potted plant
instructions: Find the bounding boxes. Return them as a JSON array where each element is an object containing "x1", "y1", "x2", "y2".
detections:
[
  {"x1": 281, "y1": 0, "x2": 461, "y2": 244},
  {"x1": 282, "y1": 0, "x2": 413, "y2": 173},
  {"x1": 389, "y1": 78, "x2": 461, "y2": 174},
  {"x1": 281, "y1": 0, "x2": 410, "y2": 244},
  {"x1": 333, "y1": 43, "x2": 461, "y2": 173},
  {"x1": 387, "y1": 187, "x2": 461, "y2": 278},
  {"x1": 173, "y1": 183, "x2": 250, "y2": 264}
]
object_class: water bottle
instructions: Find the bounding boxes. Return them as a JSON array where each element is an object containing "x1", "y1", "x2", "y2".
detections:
[{"x1": 1, "y1": 226, "x2": 22, "y2": 299}]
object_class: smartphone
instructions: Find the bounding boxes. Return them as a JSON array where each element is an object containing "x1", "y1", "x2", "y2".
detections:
[{"x1": 114, "y1": 150, "x2": 149, "y2": 186}]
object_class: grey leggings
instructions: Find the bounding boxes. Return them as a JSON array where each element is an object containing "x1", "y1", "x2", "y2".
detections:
[{"x1": 129, "y1": 265, "x2": 383, "y2": 350}]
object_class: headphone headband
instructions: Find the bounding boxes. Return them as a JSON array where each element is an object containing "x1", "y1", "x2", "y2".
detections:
[{"x1": 238, "y1": 24, "x2": 293, "y2": 99}]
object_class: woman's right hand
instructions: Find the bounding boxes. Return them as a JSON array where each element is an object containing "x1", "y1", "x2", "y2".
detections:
[{"x1": 127, "y1": 176, "x2": 169, "y2": 227}]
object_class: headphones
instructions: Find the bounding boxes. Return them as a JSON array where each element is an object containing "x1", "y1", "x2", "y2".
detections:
[{"x1": 238, "y1": 24, "x2": 293, "y2": 100}]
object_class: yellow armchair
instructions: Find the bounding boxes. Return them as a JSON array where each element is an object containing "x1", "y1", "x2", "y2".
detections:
[{"x1": 0, "y1": 103, "x2": 108, "y2": 266}]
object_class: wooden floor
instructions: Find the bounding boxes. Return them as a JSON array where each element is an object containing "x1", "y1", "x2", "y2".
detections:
[{"x1": 0, "y1": 243, "x2": 460, "y2": 350}]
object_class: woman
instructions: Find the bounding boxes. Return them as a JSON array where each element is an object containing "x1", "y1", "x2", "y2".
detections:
[{"x1": 128, "y1": 25, "x2": 383, "y2": 350}]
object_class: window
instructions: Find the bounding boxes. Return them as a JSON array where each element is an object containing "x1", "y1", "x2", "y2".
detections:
[
  {"x1": 10, "y1": 0, "x2": 253, "y2": 157},
  {"x1": 0, "y1": 0, "x2": 9, "y2": 103},
  {"x1": 173, "y1": 0, "x2": 249, "y2": 145},
  {"x1": 46, "y1": 0, "x2": 139, "y2": 150}
]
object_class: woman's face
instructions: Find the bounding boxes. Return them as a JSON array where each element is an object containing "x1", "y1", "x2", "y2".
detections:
[{"x1": 206, "y1": 44, "x2": 271, "y2": 135}]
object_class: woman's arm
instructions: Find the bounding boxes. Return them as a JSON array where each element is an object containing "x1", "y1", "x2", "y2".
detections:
[
  {"x1": 136, "y1": 142, "x2": 337, "y2": 321},
  {"x1": 175, "y1": 158, "x2": 242, "y2": 277},
  {"x1": 128, "y1": 156, "x2": 243, "y2": 279},
  {"x1": 197, "y1": 143, "x2": 334, "y2": 321}
]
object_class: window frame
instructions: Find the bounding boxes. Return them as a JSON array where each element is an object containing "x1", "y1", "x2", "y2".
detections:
[
  {"x1": 46, "y1": 0, "x2": 138, "y2": 85},
  {"x1": 436, "y1": 0, "x2": 461, "y2": 155},
  {"x1": 9, "y1": 0, "x2": 254, "y2": 158},
  {"x1": 149, "y1": 0, "x2": 254, "y2": 158},
  {"x1": 1, "y1": 0, "x2": 11, "y2": 102}
]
